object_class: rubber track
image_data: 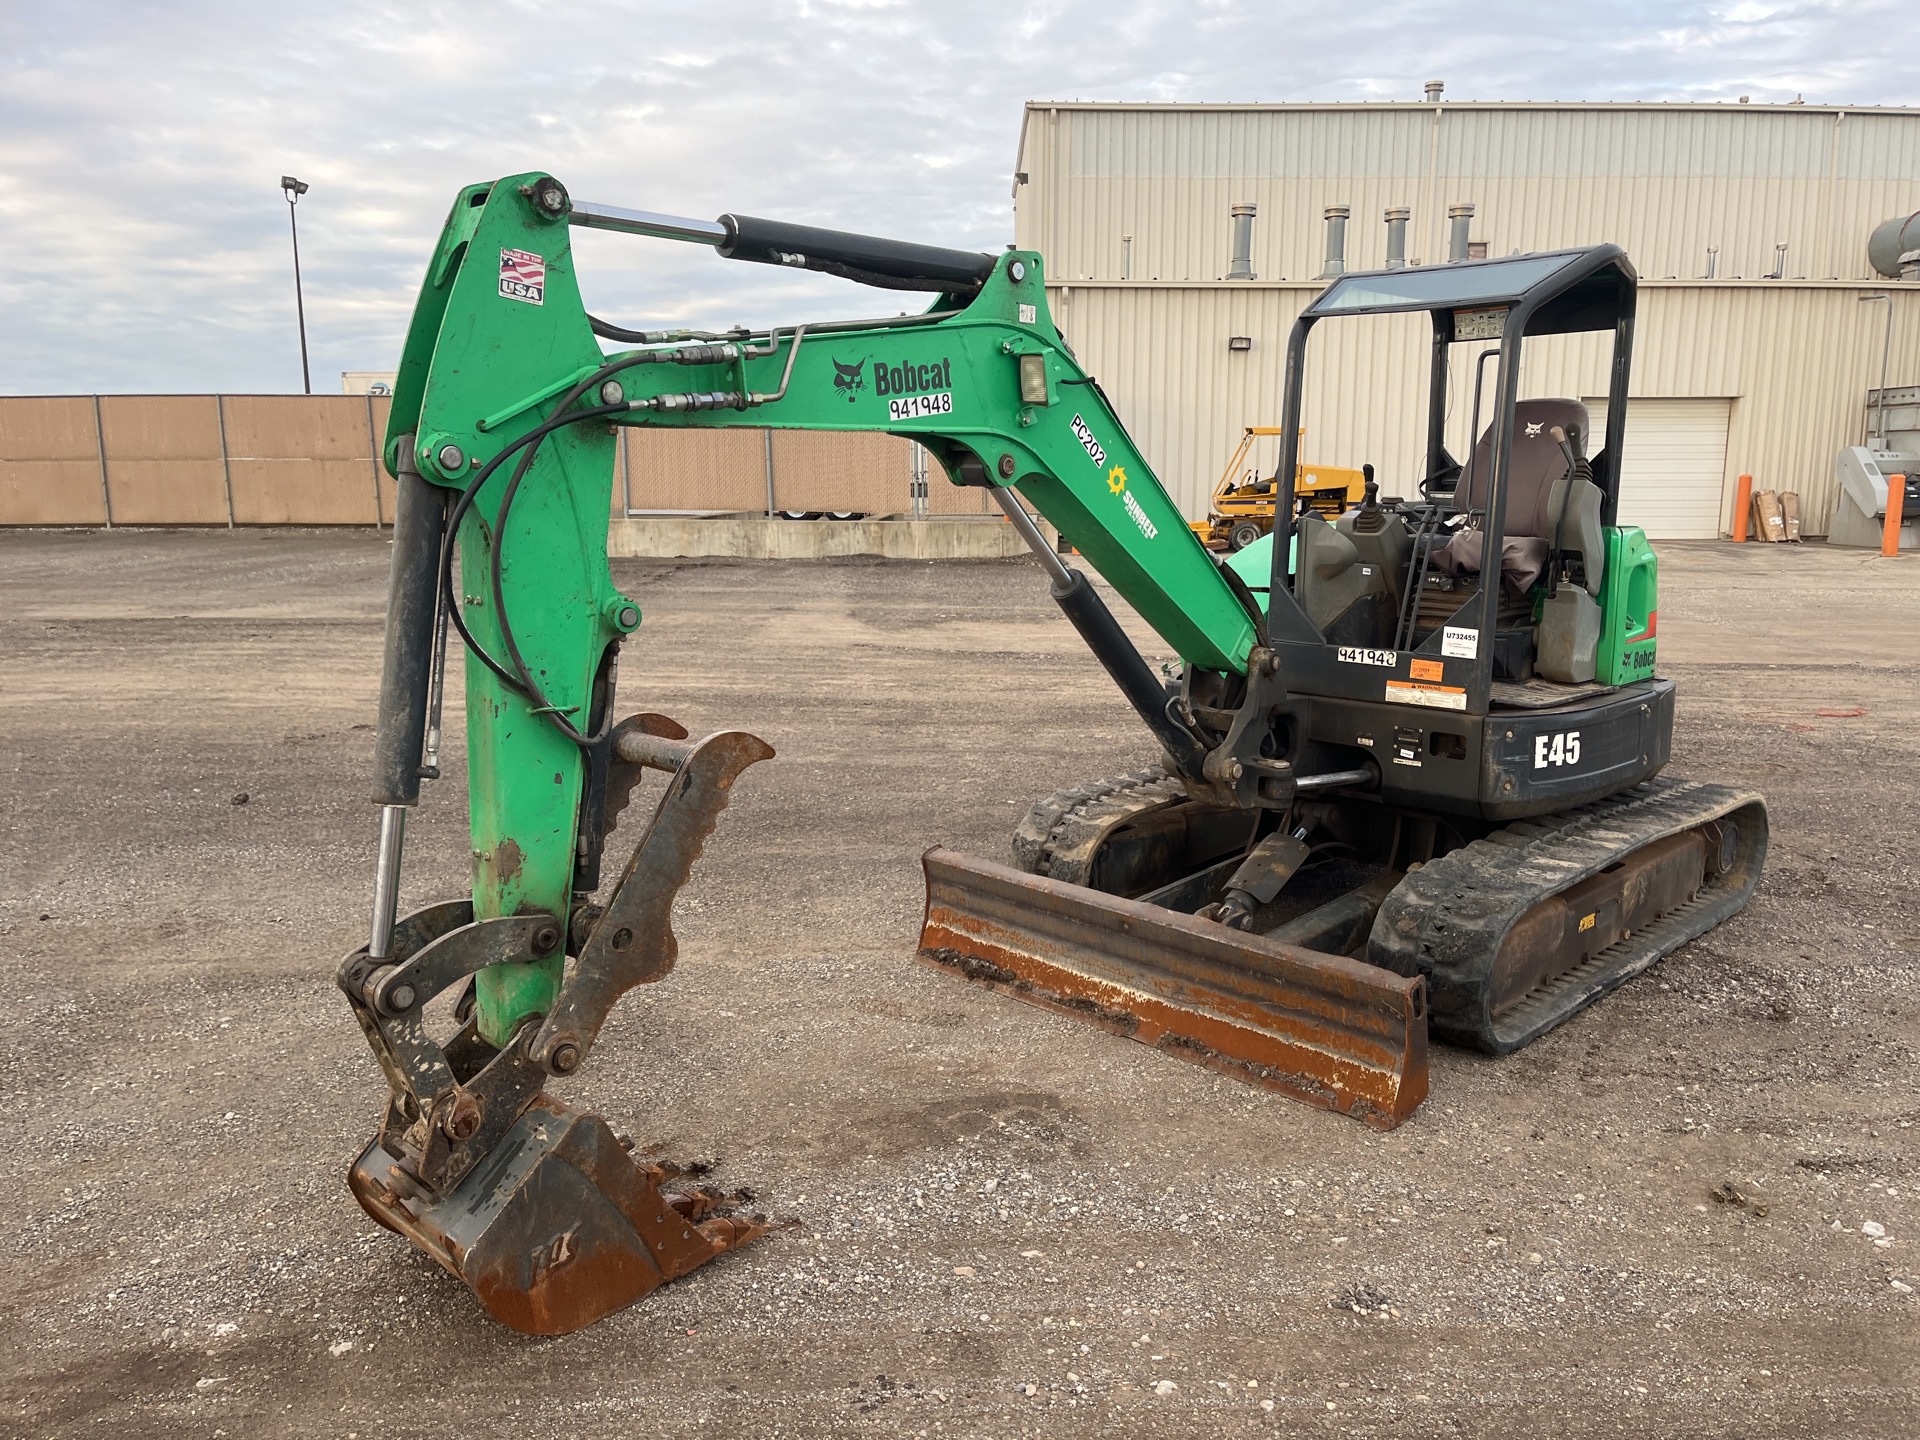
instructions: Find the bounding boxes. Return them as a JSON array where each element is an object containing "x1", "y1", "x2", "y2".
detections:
[
  {"x1": 1369, "y1": 776, "x2": 1768, "y2": 1054},
  {"x1": 1011, "y1": 768, "x2": 1190, "y2": 887}
]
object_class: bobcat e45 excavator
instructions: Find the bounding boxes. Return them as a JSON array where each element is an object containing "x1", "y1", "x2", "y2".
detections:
[{"x1": 341, "y1": 171, "x2": 1767, "y2": 1334}]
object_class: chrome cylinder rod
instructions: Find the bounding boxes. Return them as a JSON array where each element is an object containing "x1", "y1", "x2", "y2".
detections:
[
  {"x1": 569, "y1": 202, "x2": 727, "y2": 246},
  {"x1": 368, "y1": 805, "x2": 407, "y2": 959},
  {"x1": 1295, "y1": 767, "x2": 1375, "y2": 792},
  {"x1": 992, "y1": 487, "x2": 1073, "y2": 588}
]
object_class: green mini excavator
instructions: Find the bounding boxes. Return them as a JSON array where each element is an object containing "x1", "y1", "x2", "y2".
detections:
[{"x1": 340, "y1": 172, "x2": 1766, "y2": 1334}]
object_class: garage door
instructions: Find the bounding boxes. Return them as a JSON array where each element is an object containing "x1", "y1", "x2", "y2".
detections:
[{"x1": 1583, "y1": 397, "x2": 1732, "y2": 540}]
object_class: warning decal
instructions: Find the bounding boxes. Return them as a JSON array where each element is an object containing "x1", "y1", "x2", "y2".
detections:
[
  {"x1": 1386, "y1": 679, "x2": 1467, "y2": 712},
  {"x1": 499, "y1": 248, "x2": 546, "y2": 305}
]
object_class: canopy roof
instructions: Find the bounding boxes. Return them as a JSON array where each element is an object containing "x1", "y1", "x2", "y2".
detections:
[{"x1": 1304, "y1": 245, "x2": 1636, "y2": 337}]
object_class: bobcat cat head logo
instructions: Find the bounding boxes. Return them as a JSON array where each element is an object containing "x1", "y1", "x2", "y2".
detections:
[
  {"x1": 832, "y1": 358, "x2": 867, "y2": 401},
  {"x1": 1524, "y1": 421, "x2": 1544, "y2": 438}
]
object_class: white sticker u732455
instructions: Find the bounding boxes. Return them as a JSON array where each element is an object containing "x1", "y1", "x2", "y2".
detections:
[{"x1": 1441, "y1": 625, "x2": 1478, "y2": 659}]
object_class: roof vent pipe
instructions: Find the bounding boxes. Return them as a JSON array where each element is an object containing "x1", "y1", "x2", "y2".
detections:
[
  {"x1": 1319, "y1": 205, "x2": 1350, "y2": 279},
  {"x1": 1384, "y1": 207, "x2": 1410, "y2": 270},
  {"x1": 1447, "y1": 203, "x2": 1474, "y2": 263},
  {"x1": 1227, "y1": 202, "x2": 1257, "y2": 280},
  {"x1": 1425, "y1": 80, "x2": 1444, "y2": 102}
]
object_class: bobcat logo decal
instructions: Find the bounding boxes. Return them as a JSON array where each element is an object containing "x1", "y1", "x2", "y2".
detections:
[
  {"x1": 1524, "y1": 421, "x2": 1544, "y2": 437},
  {"x1": 832, "y1": 358, "x2": 867, "y2": 402}
]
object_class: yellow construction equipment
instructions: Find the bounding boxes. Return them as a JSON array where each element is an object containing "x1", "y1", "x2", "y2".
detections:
[{"x1": 1192, "y1": 427, "x2": 1367, "y2": 551}]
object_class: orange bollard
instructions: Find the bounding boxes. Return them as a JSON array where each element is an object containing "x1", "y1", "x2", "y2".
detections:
[
  {"x1": 1883, "y1": 474, "x2": 1906, "y2": 557},
  {"x1": 1732, "y1": 473, "x2": 1753, "y2": 542}
]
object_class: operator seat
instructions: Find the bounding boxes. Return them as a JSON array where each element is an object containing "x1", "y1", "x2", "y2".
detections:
[{"x1": 1429, "y1": 398, "x2": 1605, "y2": 597}]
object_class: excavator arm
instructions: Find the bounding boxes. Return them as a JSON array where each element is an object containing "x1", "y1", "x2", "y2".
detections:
[{"x1": 342, "y1": 173, "x2": 1422, "y2": 1336}]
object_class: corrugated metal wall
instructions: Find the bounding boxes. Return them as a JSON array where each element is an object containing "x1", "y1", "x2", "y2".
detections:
[
  {"x1": 1018, "y1": 102, "x2": 1920, "y2": 283},
  {"x1": 1016, "y1": 100, "x2": 1920, "y2": 536},
  {"x1": 0, "y1": 394, "x2": 982, "y2": 526},
  {"x1": 1050, "y1": 280, "x2": 1920, "y2": 535}
]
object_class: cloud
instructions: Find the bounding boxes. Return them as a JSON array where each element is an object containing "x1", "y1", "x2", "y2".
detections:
[{"x1": 0, "y1": 0, "x2": 1910, "y2": 392}]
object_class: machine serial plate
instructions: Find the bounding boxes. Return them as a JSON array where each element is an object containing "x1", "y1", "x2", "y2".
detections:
[
  {"x1": 889, "y1": 392, "x2": 953, "y2": 421},
  {"x1": 1338, "y1": 647, "x2": 1396, "y2": 667}
]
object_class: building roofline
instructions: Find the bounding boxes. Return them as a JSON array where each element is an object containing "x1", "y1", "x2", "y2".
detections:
[
  {"x1": 1022, "y1": 99, "x2": 1920, "y2": 118},
  {"x1": 1040, "y1": 277, "x2": 1920, "y2": 293}
]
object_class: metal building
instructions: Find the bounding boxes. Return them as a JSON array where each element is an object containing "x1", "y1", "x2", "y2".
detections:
[{"x1": 1013, "y1": 96, "x2": 1920, "y2": 536}]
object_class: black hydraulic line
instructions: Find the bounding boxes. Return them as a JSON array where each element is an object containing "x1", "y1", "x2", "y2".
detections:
[
  {"x1": 588, "y1": 316, "x2": 732, "y2": 345},
  {"x1": 588, "y1": 308, "x2": 962, "y2": 347},
  {"x1": 435, "y1": 348, "x2": 671, "y2": 727},
  {"x1": 1047, "y1": 567, "x2": 1209, "y2": 780},
  {"x1": 372, "y1": 436, "x2": 449, "y2": 806},
  {"x1": 716, "y1": 214, "x2": 995, "y2": 294},
  {"x1": 439, "y1": 416, "x2": 583, "y2": 696},
  {"x1": 437, "y1": 397, "x2": 629, "y2": 699}
]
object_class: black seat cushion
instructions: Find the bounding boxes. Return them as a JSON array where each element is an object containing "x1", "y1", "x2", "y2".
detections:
[{"x1": 1429, "y1": 398, "x2": 1591, "y2": 592}]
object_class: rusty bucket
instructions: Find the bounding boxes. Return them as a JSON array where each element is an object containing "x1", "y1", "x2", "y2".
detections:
[{"x1": 349, "y1": 1096, "x2": 769, "y2": 1336}]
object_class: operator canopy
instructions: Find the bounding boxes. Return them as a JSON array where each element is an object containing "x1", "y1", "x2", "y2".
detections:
[{"x1": 1306, "y1": 245, "x2": 1637, "y2": 338}]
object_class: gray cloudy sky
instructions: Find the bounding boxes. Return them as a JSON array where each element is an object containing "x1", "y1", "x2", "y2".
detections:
[{"x1": 0, "y1": 1, "x2": 1908, "y2": 394}]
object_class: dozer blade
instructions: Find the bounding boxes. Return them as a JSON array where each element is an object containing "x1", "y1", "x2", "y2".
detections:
[
  {"x1": 918, "y1": 847, "x2": 1429, "y2": 1129},
  {"x1": 349, "y1": 1094, "x2": 770, "y2": 1336}
]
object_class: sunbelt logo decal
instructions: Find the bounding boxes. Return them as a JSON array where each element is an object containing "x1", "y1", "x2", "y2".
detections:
[
  {"x1": 1105, "y1": 464, "x2": 1157, "y2": 540},
  {"x1": 1071, "y1": 414, "x2": 1155, "y2": 541}
]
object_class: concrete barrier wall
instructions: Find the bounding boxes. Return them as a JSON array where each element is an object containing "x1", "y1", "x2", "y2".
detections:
[
  {"x1": 608, "y1": 514, "x2": 1043, "y2": 560},
  {"x1": 0, "y1": 396, "x2": 111, "y2": 525},
  {"x1": 0, "y1": 394, "x2": 984, "y2": 525}
]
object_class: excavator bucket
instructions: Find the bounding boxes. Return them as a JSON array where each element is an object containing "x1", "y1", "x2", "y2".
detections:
[
  {"x1": 341, "y1": 720, "x2": 778, "y2": 1336},
  {"x1": 918, "y1": 847, "x2": 1429, "y2": 1129},
  {"x1": 349, "y1": 1096, "x2": 769, "y2": 1336}
]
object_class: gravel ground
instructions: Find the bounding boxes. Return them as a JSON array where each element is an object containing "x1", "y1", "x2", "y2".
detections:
[{"x1": 2, "y1": 528, "x2": 1917, "y2": 1438}]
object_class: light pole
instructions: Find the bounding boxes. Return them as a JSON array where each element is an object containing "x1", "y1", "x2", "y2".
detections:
[{"x1": 281, "y1": 175, "x2": 312, "y2": 394}]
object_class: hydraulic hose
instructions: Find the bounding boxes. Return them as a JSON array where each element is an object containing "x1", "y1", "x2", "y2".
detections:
[{"x1": 372, "y1": 436, "x2": 448, "y2": 806}]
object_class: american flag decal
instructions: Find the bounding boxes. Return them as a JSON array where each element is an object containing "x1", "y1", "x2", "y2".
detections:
[{"x1": 498, "y1": 247, "x2": 546, "y2": 306}]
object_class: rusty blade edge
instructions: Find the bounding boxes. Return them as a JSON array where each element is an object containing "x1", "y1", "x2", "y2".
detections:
[
  {"x1": 922, "y1": 847, "x2": 1423, "y2": 1016},
  {"x1": 924, "y1": 901, "x2": 1414, "y2": 1068},
  {"x1": 919, "y1": 930, "x2": 1422, "y2": 1130},
  {"x1": 918, "y1": 847, "x2": 1428, "y2": 1129},
  {"x1": 920, "y1": 847, "x2": 1427, "y2": 1047}
]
